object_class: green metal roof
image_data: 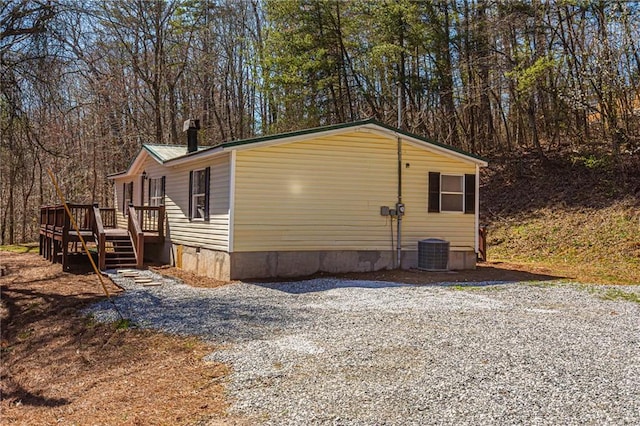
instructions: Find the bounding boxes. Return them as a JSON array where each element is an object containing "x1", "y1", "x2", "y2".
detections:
[
  {"x1": 143, "y1": 144, "x2": 207, "y2": 162},
  {"x1": 112, "y1": 120, "x2": 486, "y2": 178},
  {"x1": 112, "y1": 120, "x2": 486, "y2": 177}
]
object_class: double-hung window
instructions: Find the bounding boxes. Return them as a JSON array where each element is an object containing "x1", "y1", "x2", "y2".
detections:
[
  {"x1": 441, "y1": 175, "x2": 464, "y2": 212},
  {"x1": 189, "y1": 167, "x2": 210, "y2": 220},
  {"x1": 428, "y1": 172, "x2": 475, "y2": 214},
  {"x1": 148, "y1": 176, "x2": 165, "y2": 206}
]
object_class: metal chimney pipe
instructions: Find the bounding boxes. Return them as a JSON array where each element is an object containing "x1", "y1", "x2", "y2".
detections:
[{"x1": 183, "y1": 119, "x2": 201, "y2": 153}]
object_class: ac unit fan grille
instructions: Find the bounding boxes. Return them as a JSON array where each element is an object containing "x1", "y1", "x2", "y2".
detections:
[{"x1": 417, "y1": 239, "x2": 449, "y2": 271}]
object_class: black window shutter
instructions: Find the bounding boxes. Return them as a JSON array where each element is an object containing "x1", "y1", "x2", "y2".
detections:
[
  {"x1": 188, "y1": 171, "x2": 193, "y2": 220},
  {"x1": 122, "y1": 183, "x2": 126, "y2": 213},
  {"x1": 161, "y1": 176, "x2": 166, "y2": 204},
  {"x1": 428, "y1": 172, "x2": 440, "y2": 213},
  {"x1": 464, "y1": 174, "x2": 476, "y2": 214},
  {"x1": 204, "y1": 167, "x2": 211, "y2": 221}
]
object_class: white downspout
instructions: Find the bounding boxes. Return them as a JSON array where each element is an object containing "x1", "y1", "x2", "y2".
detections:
[{"x1": 474, "y1": 164, "x2": 480, "y2": 254}]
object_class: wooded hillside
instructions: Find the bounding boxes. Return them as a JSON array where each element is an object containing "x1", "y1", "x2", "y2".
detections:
[{"x1": 2, "y1": 0, "x2": 639, "y2": 244}]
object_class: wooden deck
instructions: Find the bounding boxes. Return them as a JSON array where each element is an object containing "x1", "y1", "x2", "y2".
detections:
[{"x1": 39, "y1": 204, "x2": 165, "y2": 271}]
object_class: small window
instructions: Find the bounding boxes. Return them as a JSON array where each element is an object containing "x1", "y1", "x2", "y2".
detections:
[
  {"x1": 148, "y1": 177, "x2": 165, "y2": 206},
  {"x1": 441, "y1": 175, "x2": 464, "y2": 212},
  {"x1": 428, "y1": 172, "x2": 475, "y2": 214},
  {"x1": 189, "y1": 167, "x2": 210, "y2": 220}
]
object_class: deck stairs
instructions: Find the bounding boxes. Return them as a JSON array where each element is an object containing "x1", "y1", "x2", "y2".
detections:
[
  {"x1": 40, "y1": 204, "x2": 165, "y2": 271},
  {"x1": 104, "y1": 233, "x2": 138, "y2": 269}
]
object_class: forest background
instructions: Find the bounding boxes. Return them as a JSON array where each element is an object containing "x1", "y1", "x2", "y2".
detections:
[{"x1": 1, "y1": 0, "x2": 639, "y2": 249}]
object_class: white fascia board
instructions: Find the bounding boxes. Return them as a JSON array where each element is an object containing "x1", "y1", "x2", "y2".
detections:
[
  {"x1": 107, "y1": 171, "x2": 127, "y2": 180},
  {"x1": 359, "y1": 125, "x2": 488, "y2": 167},
  {"x1": 162, "y1": 146, "x2": 225, "y2": 167},
  {"x1": 225, "y1": 126, "x2": 370, "y2": 152},
  {"x1": 107, "y1": 149, "x2": 160, "y2": 180}
]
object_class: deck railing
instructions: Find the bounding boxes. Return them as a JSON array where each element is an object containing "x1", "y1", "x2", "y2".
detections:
[
  {"x1": 41, "y1": 205, "x2": 66, "y2": 233},
  {"x1": 41, "y1": 203, "x2": 164, "y2": 270},
  {"x1": 134, "y1": 205, "x2": 165, "y2": 236},
  {"x1": 128, "y1": 205, "x2": 144, "y2": 268},
  {"x1": 99, "y1": 208, "x2": 117, "y2": 228},
  {"x1": 64, "y1": 204, "x2": 94, "y2": 233}
]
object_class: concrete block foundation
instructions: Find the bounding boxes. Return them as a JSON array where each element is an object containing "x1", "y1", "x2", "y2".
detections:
[
  {"x1": 172, "y1": 244, "x2": 231, "y2": 280},
  {"x1": 230, "y1": 250, "x2": 396, "y2": 280},
  {"x1": 171, "y1": 246, "x2": 476, "y2": 281}
]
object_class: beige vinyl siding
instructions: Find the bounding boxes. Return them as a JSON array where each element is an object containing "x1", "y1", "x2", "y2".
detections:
[
  {"x1": 113, "y1": 177, "x2": 141, "y2": 229},
  {"x1": 401, "y1": 142, "x2": 477, "y2": 250},
  {"x1": 113, "y1": 178, "x2": 126, "y2": 228},
  {"x1": 164, "y1": 153, "x2": 230, "y2": 251},
  {"x1": 113, "y1": 155, "x2": 166, "y2": 228},
  {"x1": 138, "y1": 158, "x2": 166, "y2": 206},
  {"x1": 234, "y1": 132, "x2": 398, "y2": 252},
  {"x1": 111, "y1": 153, "x2": 231, "y2": 252},
  {"x1": 233, "y1": 132, "x2": 478, "y2": 252}
]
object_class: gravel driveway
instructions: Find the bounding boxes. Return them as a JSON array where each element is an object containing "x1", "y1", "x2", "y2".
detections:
[{"x1": 88, "y1": 272, "x2": 640, "y2": 425}]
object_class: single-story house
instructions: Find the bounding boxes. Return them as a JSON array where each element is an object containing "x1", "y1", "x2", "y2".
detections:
[{"x1": 108, "y1": 119, "x2": 487, "y2": 280}]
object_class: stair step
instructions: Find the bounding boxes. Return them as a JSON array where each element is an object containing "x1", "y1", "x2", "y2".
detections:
[
  {"x1": 106, "y1": 251, "x2": 135, "y2": 257},
  {"x1": 100, "y1": 233, "x2": 140, "y2": 271},
  {"x1": 107, "y1": 263, "x2": 138, "y2": 268},
  {"x1": 107, "y1": 257, "x2": 137, "y2": 262},
  {"x1": 106, "y1": 256, "x2": 136, "y2": 260}
]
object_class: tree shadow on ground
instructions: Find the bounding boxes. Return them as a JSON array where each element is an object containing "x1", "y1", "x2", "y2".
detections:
[
  {"x1": 0, "y1": 252, "x2": 122, "y2": 408},
  {"x1": 247, "y1": 262, "x2": 567, "y2": 294},
  {"x1": 92, "y1": 274, "x2": 305, "y2": 344},
  {"x1": 0, "y1": 376, "x2": 70, "y2": 407}
]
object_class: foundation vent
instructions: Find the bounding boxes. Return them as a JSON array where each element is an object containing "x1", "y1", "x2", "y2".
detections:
[{"x1": 417, "y1": 238, "x2": 449, "y2": 271}]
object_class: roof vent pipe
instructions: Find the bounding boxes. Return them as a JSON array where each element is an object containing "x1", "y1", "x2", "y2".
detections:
[{"x1": 183, "y1": 119, "x2": 200, "y2": 153}]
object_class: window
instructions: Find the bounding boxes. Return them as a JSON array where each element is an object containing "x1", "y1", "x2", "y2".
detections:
[
  {"x1": 148, "y1": 176, "x2": 165, "y2": 206},
  {"x1": 189, "y1": 167, "x2": 210, "y2": 220},
  {"x1": 123, "y1": 182, "x2": 133, "y2": 215},
  {"x1": 428, "y1": 172, "x2": 475, "y2": 214},
  {"x1": 441, "y1": 175, "x2": 464, "y2": 212}
]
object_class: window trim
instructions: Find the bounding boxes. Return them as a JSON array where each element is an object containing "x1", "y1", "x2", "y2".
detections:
[
  {"x1": 189, "y1": 167, "x2": 210, "y2": 221},
  {"x1": 148, "y1": 176, "x2": 165, "y2": 207},
  {"x1": 440, "y1": 174, "x2": 465, "y2": 213},
  {"x1": 428, "y1": 172, "x2": 475, "y2": 214}
]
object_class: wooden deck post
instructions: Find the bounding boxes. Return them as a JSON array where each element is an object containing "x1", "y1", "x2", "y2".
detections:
[
  {"x1": 158, "y1": 205, "x2": 165, "y2": 238},
  {"x1": 92, "y1": 203, "x2": 107, "y2": 270},
  {"x1": 478, "y1": 226, "x2": 488, "y2": 262}
]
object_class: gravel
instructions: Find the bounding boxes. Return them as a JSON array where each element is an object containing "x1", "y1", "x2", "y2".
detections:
[{"x1": 87, "y1": 271, "x2": 640, "y2": 425}]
